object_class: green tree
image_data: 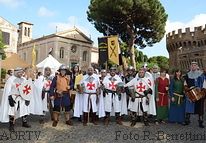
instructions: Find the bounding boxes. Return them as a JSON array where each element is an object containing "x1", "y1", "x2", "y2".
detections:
[
  {"x1": 148, "y1": 56, "x2": 169, "y2": 70},
  {"x1": 87, "y1": 0, "x2": 167, "y2": 69}
]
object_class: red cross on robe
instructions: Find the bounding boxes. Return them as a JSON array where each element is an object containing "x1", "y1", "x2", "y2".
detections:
[
  {"x1": 148, "y1": 79, "x2": 152, "y2": 86},
  {"x1": 16, "y1": 83, "x2": 21, "y2": 88},
  {"x1": 136, "y1": 82, "x2": 146, "y2": 92},
  {"x1": 86, "y1": 82, "x2": 95, "y2": 90},
  {"x1": 45, "y1": 80, "x2": 52, "y2": 88},
  {"x1": 23, "y1": 85, "x2": 31, "y2": 95},
  {"x1": 109, "y1": 81, "x2": 116, "y2": 90}
]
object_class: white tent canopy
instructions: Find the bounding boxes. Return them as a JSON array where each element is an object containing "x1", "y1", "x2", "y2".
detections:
[{"x1": 36, "y1": 54, "x2": 61, "y2": 75}]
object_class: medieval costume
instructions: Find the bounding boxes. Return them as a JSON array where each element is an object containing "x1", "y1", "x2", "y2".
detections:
[
  {"x1": 73, "y1": 72, "x2": 84, "y2": 118},
  {"x1": 0, "y1": 68, "x2": 31, "y2": 131},
  {"x1": 102, "y1": 67, "x2": 127, "y2": 125},
  {"x1": 168, "y1": 70, "x2": 185, "y2": 123},
  {"x1": 155, "y1": 70, "x2": 170, "y2": 123},
  {"x1": 80, "y1": 67, "x2": 101, "y2": 126},
  {"x1": 50, "y1": 65, "x2": 73, "y2": 127},
  {"x1": 184, "y1": 62, "x2": 204, "y2": 128},
  {"x1": 125, "y1": 68, "x2": 153, "y2": 126},
  {"x1": 37, "y1": 67, "x2": 54, "y2": 124}
]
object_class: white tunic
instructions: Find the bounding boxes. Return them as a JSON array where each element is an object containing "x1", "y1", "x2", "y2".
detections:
[
  {"x1": 125, "y1": 76, "x2": 151, "y2": 115},
  {"x1": 0, "y1": 76, "x2": 31, "y2": 122},
  {"x1": 82, "y1": 74, "x2": 100, "y2": 113},
  {"x1": 103, "y1": 75, "x2": 127, "y2": 115}
]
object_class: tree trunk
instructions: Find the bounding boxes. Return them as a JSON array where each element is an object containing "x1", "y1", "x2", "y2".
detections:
[{"x1": 126, "y1": 25, "x2": 136, "y2": 70}]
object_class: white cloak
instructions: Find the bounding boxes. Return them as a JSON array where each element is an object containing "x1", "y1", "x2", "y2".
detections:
[
  {"x1": 0, "y1": 76, "x2": 32, "y2": 122},
  {"x1": 103, "y1": 74, "x2": 127, "y2": 116}
]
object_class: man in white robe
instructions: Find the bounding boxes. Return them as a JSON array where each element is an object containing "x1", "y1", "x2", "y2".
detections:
[
  {"x1": 39, "y1": 67, "x2": 54, "y2": 123},
  {"x1": 102, "y1": 67, "x2": 127, "y2": 125},
  {"x1": 81, "y1": 67, "x2": 101, "y2": 126},
  {"x1": 125, "y1": 68, "x2": 153, "y2": 126},
  {"x1": 0, "y1": 68, "x2": 31, "y2": 131}
]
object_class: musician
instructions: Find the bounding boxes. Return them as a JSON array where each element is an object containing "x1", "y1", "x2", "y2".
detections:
[
  {"x1": 184, "y1": 61, "x2": 204, "y2": 128},
  {"x1": 80, "y1": 66, "x2": 101, "y2": 126},
  {"x1": 39, "y1": 67, "x2": 54, "y2": 124},
  {"x1": 168, "y1": 69, "x2": 185, "y2": 124},
  {"x1": 102, "y1": 66, "x2": 127, "y2": 125},
  {"x1": 0, "y1": 68, "x2": 31, "y2": 131},
  {"x1": 155, "y1": 68, "x2": 170, "y2": 124},
  {"x1": 50, "y1": 65, "x2": 73, "y2": 127},
  {"x1": 125, "y1": 67, "x2": 152, "y2": 126}
]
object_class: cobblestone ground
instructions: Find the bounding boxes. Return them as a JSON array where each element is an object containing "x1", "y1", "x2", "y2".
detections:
[{"x1": 1, "y1": 90, "x2": 206, "y2": 143}]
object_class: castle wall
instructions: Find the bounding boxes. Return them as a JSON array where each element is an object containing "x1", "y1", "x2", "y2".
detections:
[{"x1": 166, "y1": 25, "x2": 206, "y2": 72}]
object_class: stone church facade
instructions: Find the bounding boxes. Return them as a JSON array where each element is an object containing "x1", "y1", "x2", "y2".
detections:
[
  {"x1": 166, "y1": 25, "x2": 206, "y2": 72},
  {"x1": 17, "y1": 22, "x2": 96, "y2": 71},
  {"x1": 0, "y1": 16, "x2": 18, "y2": 57}
]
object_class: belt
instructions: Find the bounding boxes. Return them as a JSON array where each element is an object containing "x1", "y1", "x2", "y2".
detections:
[
  {"x1": 158, "y1": 92, "x2": 167, "y2": 106},
  {"x1": 84, "y1": 92, "x2": 97, "y2": 111},
  {"x1": 173, "y1": 92, "x2": 184, "y2": 105}
]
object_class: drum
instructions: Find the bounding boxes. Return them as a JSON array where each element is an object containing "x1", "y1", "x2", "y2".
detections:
[{"x1": 185, "y1": 86, "x2": 204, "y2": 102}]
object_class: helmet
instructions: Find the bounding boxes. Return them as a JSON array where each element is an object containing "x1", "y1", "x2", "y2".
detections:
[
  {"x1": 127, "y1": 66, "x2": 134, "y2": 71},
  {"x1": 59, "y1": 65, "x2": 67, "y2": 70},
  {"x1": 110, "y1": 66, "x2": 117, "y2": 71}
]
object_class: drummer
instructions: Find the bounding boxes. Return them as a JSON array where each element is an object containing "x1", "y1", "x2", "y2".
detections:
[{"x1": 184, "y1": 61, "x2": 204, "y2": 128}]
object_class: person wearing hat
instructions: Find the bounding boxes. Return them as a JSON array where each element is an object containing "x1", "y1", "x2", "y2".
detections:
[
  {"x1": 125, "y1": 67, "x2": 153, "y2": 126},
  {"x1": 124, "y1": 67, "x2": 136, "y2": 98},
  {"x1": 0, "y1": 67, "x2": 31, "y2": 131},
  {"x1": 50, "y1": 65, "x2": 73, "y2": 127},
  {"x1": 102, "y1": 66, "x2": 127, "y2": 125},
  {"x1": 184, "y1": 61, "x2": 204, "y2": 128}
]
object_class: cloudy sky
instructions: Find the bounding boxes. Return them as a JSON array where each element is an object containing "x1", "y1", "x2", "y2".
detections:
[{"x1": 1, "y1": 0, "x2": 206, "y2": 58}]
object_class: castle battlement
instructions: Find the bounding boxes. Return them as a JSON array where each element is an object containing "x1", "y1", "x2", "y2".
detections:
[
  {"x1": 166, "y1": 24, "x2": 206, "y2": 39},
  {"x1": 166, "y1": 24, "x2": 206, "y2": 73}
]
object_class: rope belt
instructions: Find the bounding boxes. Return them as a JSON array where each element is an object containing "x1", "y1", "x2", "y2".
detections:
[
  {"x1": 158, "y1": 92, "x2": 167, "y2": 106},
  {"x1": 173, "y1": 92, "x2": 184, "y2": 105}
]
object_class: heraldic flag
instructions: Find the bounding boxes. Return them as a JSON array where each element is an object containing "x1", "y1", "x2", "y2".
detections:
[{"x1": 107, "y1": 36, "x2": 119, "y2": 65}]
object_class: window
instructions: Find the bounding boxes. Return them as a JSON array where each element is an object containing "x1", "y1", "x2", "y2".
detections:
[
  {"x1": 2, "y1": 31, "x2": 10, "y2": 45},
  {"x1": 24, "y1": 27, "x2": 27, "y2": 36},
  {"x1": 23, "y1": 53, "x2": 26, "y2": 61},
  {"x1": 60, "y1": 47, "x2": 64, "y2": 59},
  {"x1": 83, "y1": 51, "x2": 87, "y2": 61},
  {"x1": 28, "y1": 28, "x2": 30, "y2": 37}
]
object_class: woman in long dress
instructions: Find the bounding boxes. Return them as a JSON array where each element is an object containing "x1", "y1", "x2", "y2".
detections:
[
  {"x1": 168, "y1": 69, "x2": 185, "y2": 124},
  {"x1": 155, "y1": 69, "x2": 169, "y2": 124}
]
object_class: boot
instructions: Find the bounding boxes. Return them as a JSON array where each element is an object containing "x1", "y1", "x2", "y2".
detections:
[
  {"x1": 91, "y1": 112, "x2": 98, "y2": 125},
  {"x1": 130, "y1": 112, "x2": 136, "y2": 127},
  {"x1": 9, "y1": 116, "x2": 15, "y2": 132},
  {"x1": 65, "y1": 112, "x2": 73, "y2": 126},
  {"x1": 183, "y1": 113, "x2": 190, "y2": 126},
  {"x1": 199, "y1": 120, "x2": 205, "y2": 128},
  {"x1": 39, "y1": 115, "x2": 45, "y2": 124},
  {"x1": 115, "y1": 113, "x2": 123, "y2": 125},
  {"x1": 83, "y1": 112, "x2": 88, "y2": 126},
  {"x1": 104, "y1": 112, "x2": 110, "y2": 126},
  {"x1": 22, "y1": 116, "x2": 31, "y2": 128},
  {"x1": 52, "y1": 112, "x2": 59, "y2": 127},
  {"x1": 143, "y1": 112, "x2": 149, "y2": 126}
]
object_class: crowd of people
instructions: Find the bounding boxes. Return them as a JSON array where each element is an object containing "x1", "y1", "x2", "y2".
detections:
[{"x1": 0, "y1": 61, "x2": 206, "y2": 132}]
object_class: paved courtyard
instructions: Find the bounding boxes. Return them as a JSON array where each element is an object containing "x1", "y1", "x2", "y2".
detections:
[{"x1": 0, "y1": 89, "x2": 206, "y2": 143}]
